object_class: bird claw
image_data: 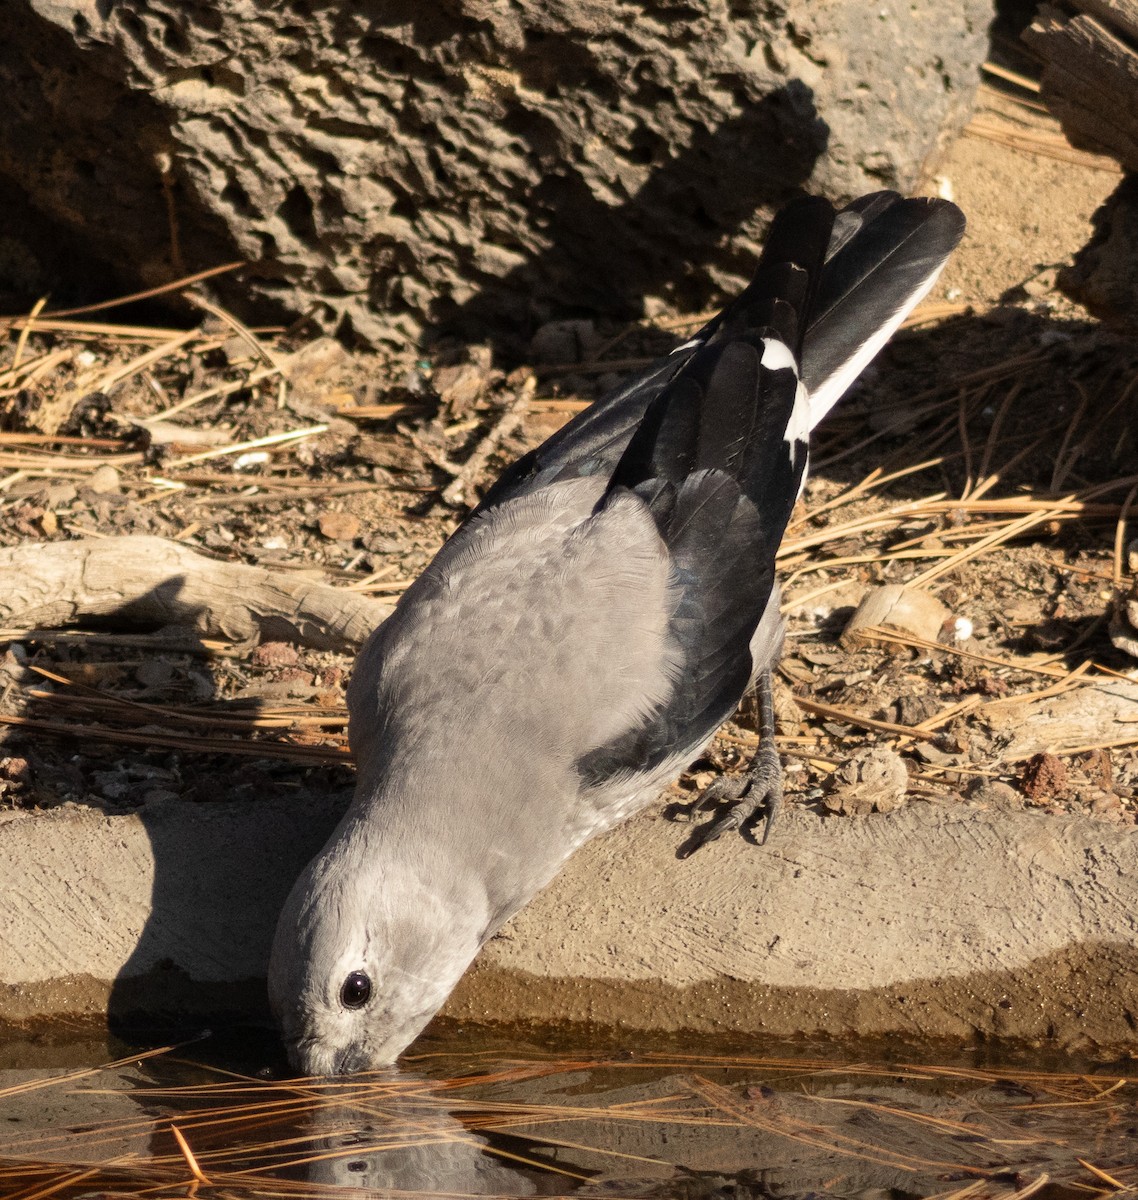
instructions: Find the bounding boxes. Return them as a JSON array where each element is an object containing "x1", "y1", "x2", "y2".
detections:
[{"x1": 678, "y1": 745, "x2": 783, "y2": 858}]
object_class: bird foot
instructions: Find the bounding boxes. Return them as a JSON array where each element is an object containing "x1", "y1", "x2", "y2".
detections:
[{"x1": 677, "y1": 745, "x2": 783, "y2": 858}]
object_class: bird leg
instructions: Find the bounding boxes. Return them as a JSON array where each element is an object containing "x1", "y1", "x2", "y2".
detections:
[{"x1": 680, "y1": 670, "x2": 783, "y2": 856}]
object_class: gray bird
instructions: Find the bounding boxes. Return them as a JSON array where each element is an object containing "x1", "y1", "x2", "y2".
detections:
[{"x1": 269, "y1": 191, "x2": 965, "y2": 1075}]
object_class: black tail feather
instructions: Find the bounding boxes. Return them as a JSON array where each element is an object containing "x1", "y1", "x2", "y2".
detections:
[
  {"x1": 802, "y1": 193, "x2": 966, "y2": 408},
  {"x1": 609, "y1": 194, "x2": 835, "y2": 501},
  {"x1": 471, "y1": 191, "x2": 964, "y2": 523}
]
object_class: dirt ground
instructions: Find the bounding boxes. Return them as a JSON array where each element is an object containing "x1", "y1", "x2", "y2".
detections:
[{"x1": 0, "y1": 82, "x2": 1135, "y2": 856}]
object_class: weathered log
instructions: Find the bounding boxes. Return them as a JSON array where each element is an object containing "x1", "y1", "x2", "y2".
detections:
[
  {"x1": 0, "y1": 0, "x2": 991, "y2": 347},
  {"x1": 1025, "y1": 2, "x2": 1138, "y2": 171},
  {"x1": 1025, "y1": 3, "x2": 1138, "y2": 326},
  {"x1": 0, "y1": 536, "x2": 391, "y2": 651}
]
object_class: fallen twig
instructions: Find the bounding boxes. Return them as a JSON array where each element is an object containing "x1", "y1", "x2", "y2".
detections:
[
  {"x1": 0, "y1": 261, "x2": 245, "y2": 327},
  {"x1": 790, "y1": 695, "x2": 938, "y2": 742},
  {"x1": 442, "y1": 376, "x2": 536, "y2": 506}
]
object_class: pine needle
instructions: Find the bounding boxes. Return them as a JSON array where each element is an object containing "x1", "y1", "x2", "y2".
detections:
[{"x1": 170, "y1": 1123, "x2": 212, "y2": 1185}]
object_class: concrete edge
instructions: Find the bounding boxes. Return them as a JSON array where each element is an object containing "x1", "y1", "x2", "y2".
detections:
[{"x1": 2, "y1": 798, "x2": 1136, "y2": 1052}]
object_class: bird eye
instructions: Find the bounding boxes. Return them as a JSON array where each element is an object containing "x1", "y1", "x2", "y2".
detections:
[{"x1": 340, "y1": 970, "x2": 371, "y2": 1009}]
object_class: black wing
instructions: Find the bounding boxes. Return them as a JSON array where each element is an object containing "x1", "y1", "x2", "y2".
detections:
[{"x1": 577, "y1": 196, "x2": 835, "y2": 784}]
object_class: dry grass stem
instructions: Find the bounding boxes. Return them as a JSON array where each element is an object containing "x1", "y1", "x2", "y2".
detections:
[
  {"x1": 441, "y1": 375, "x2": 536, "y2": 505},
  {"x1": 170, "y1": 1124, "x2": 211, "y2": 1185},
  {"x1": 26, "y1": 687, "x2": 348, "y2": 731},
  {"x1": 0, "y1": 347, "x2": 72, "y2": 391},
  {"x1": 0, "y1": 712, "x2": 351, "y2": 763},
  {"x1": 334, "y1": 400, "x2": 430, "y2": 420},
  {"x1": 0, "y1": 261, "x2": 245, "y2": 326},
  {"x1": 5, "y1": 317, "x2": 190, "y2": 341},
  {"x1": 852, "y1": 628, "x2": 1071, "y2": 680},
  {"x1": 7, "y1": 1045, "x2": 1129, "y2": 1196},
  {"x1": 164, "y1": 424, "x2": 328, "y2": 469},
  {"x1": 0, "y1": 433, "x2": 126, "y2": 448},
  {"x1": 184, "y1": 293, "x2": 284, "y2": 373},
  {"x1": 151, "y1": 363, "x2": 280, "y2": 421},
  {"x1": 0, "y1": 628, "x2": 234, "y2": 654},
  {"x1": 966, "y1": 116, "x2": 1121, "y2": 171},
  {"x1": 1076, "y1": 1158, "x2": 1129, "y2": 1189},
  {"x1": 1113, "y1": 482, "x2": 1138, "y2": 587},
  {"x1": 0, "y1": 450, "x2": 145, "y2": 470},
  {"x1": 981, "y1": 61, "x2": 1042, "y2": 93},
  {"x1": 791, "y1": 695, "x2": 938, "y2": 741},
  {"x1": 1051, "y1": 382, "x2": 1093, "y2": 492},
  {"x1": 10, "y1": 297, "x2": 47, "y2": 371},
  {"x1": 908, "y1": 508, "x2": 1067, "y2": 587}
]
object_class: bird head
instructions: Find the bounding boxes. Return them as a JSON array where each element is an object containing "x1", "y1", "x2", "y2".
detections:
[{"x1": 268, "y1": 817, "x2": 487, "y2": 1075}]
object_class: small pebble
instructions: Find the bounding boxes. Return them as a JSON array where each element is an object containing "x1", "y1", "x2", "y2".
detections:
[
  {"x1": 0, "y1": 757, "x2": 30, "y2": 782},
  {"x1": 318, "y1": 511, "x2": 361, "y2": 541},
  {"x1": 966, "y1": 779, "x2": 1023, "y2": 811},
  {"x1": 253, "y1": 642, "x2": 300, "y2": 668},
  {"x1": 1020, "y1": 752, "x2": 1068, "y2": 801},
  {"x1": 87, "y1": 465, "x2": 121, "y2": 495}
]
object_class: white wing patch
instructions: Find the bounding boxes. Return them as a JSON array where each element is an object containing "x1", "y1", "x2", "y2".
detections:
[
  {"x1": 761, "y1": 337, "x2": 810, "y2": 467},
  {"x1": 760, "y1": 337, "x2": 796, "y2": 372},
  {"x1": 785, "y1": 380, "x2": 811, "y2": 465}
]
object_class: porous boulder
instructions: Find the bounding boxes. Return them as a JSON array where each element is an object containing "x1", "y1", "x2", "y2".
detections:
[{"x1": 0, "y1": 0, "x2": 991, "y2": 346}]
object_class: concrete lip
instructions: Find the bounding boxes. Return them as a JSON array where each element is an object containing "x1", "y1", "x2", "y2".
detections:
[{"x1": 2, "y1": 797, "x2": 1136, "y2": 1053}]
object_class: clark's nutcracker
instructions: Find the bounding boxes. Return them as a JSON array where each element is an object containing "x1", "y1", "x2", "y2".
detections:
[{"x1": 269, "y1": 191, "x2": 965, "y2": 1074}]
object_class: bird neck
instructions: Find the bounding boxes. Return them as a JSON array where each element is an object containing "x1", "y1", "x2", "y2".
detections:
[{"x1": 348, "y1": 751, "x2": 579, "y2": 943}]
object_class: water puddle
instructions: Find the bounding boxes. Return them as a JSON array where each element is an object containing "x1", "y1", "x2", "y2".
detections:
[{"x1": 1, "y1": 1025, "x2": 1135, "y2": 1198}]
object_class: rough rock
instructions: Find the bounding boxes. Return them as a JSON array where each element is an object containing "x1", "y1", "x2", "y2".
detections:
[
  {"x1": 1019, "y1": 751, "x2": 1069, "y2": 800},
  {"x1": 0, "y1": 0, "x2": 991, "y2": 346},
  {"x1": 842, "y1": 584, "x2": 954, "y2": 647}
]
